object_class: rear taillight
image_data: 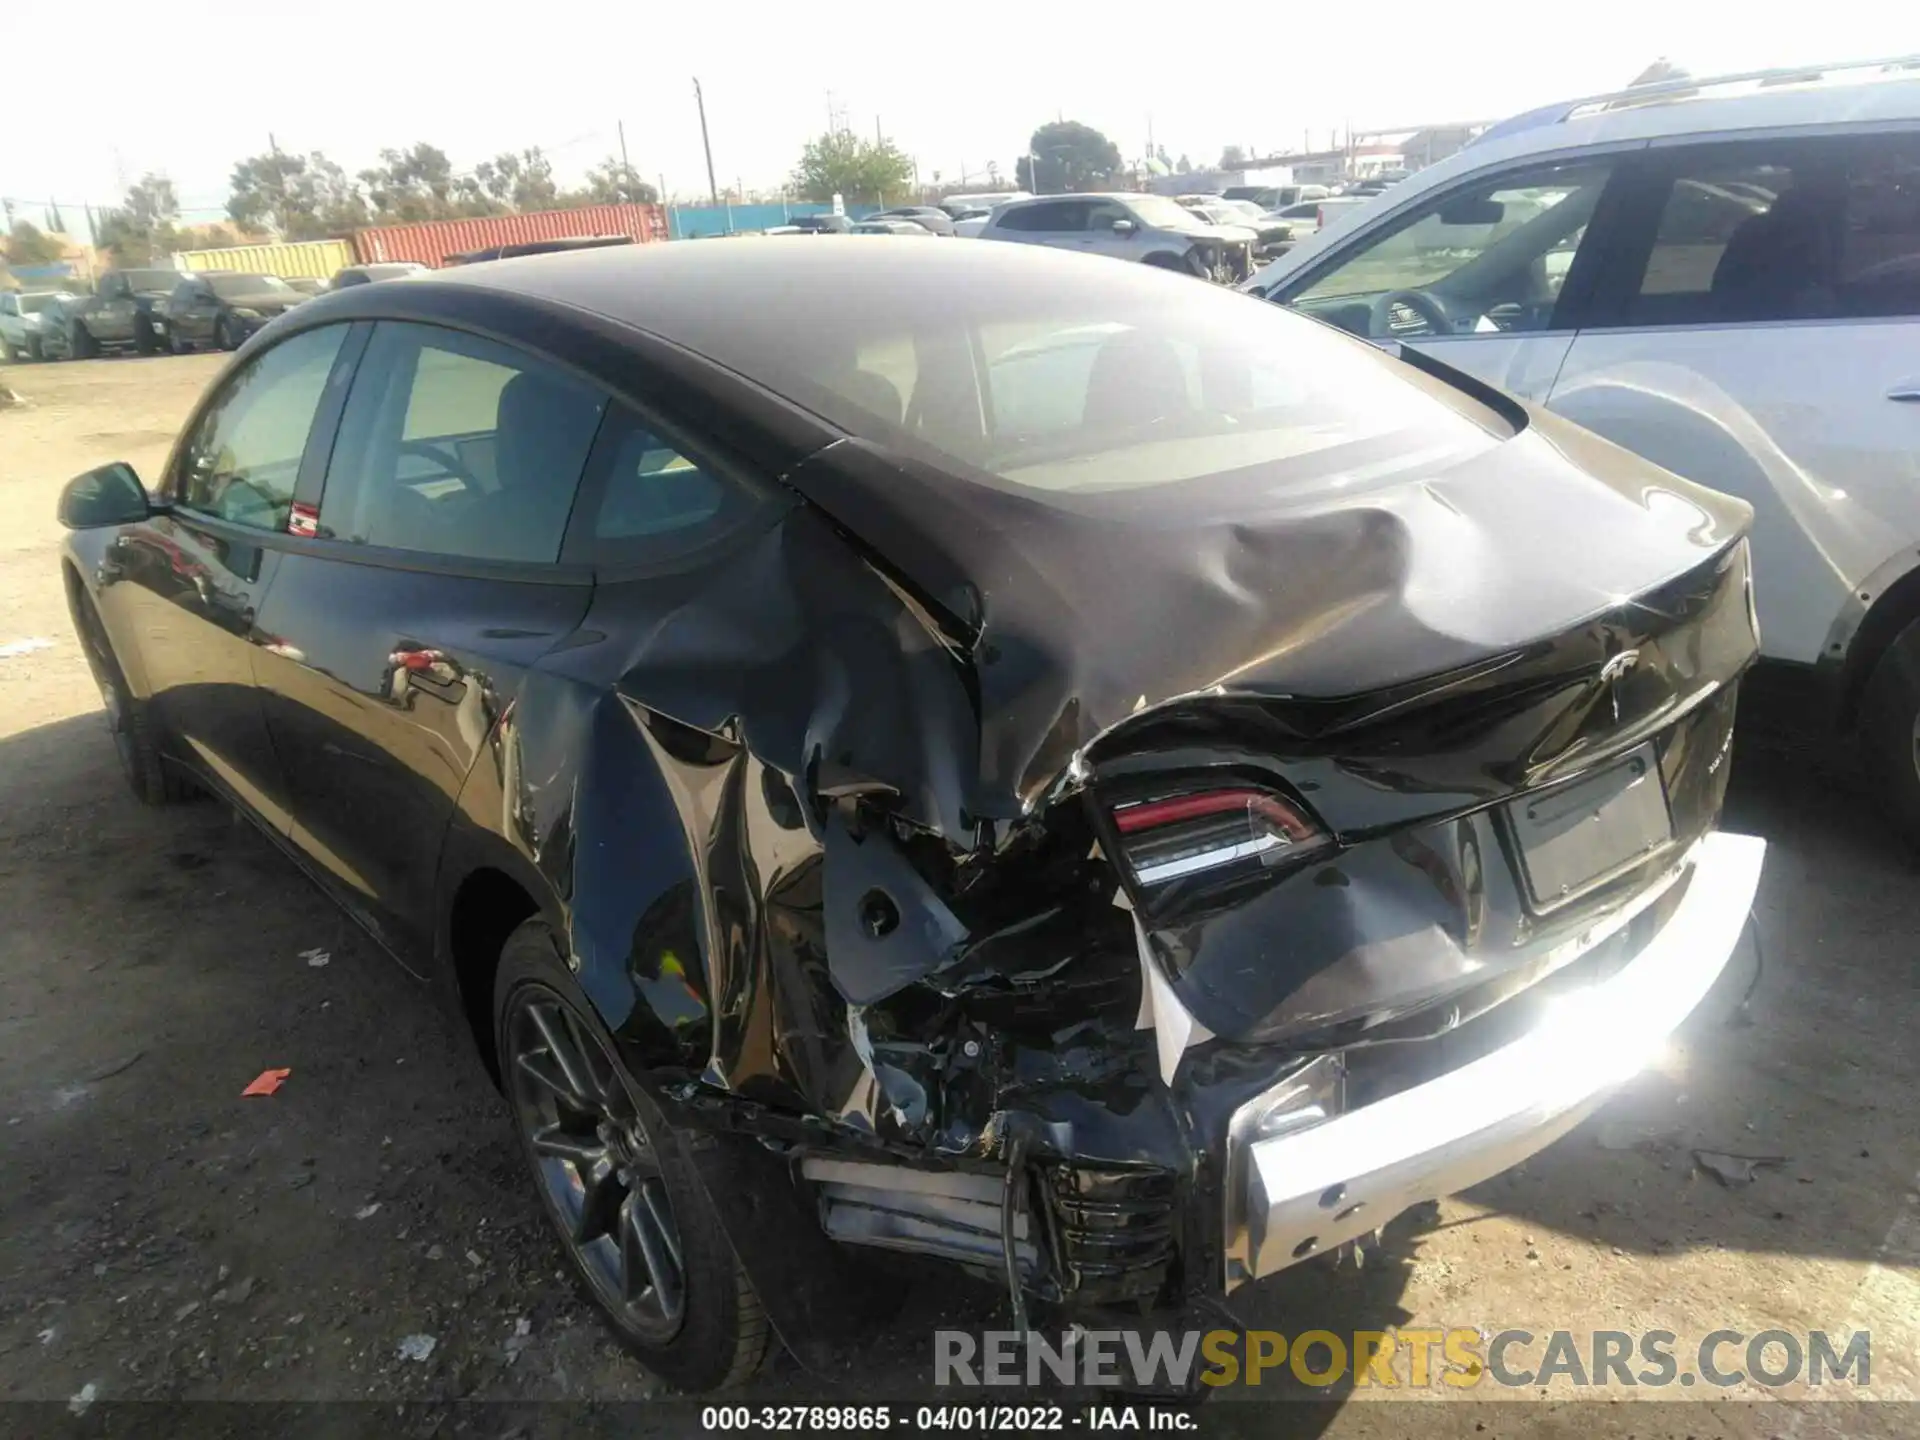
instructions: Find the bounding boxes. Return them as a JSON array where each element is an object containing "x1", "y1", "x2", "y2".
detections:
[{"x1": 1112, "y1": 787, "x2": 1327, "y2": 887}]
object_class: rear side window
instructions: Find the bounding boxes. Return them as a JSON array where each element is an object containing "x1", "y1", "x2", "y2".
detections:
[
  {"x1": 997, "y1": 201, "x2": 1087, "y2": 232},
  {"x1": 175, "y1": 325, "x2": 348, "y2": 531},
  {"x1": 318, "y1": 322, "x2": 608, "y2": 563},
  {"x1": 1616, "y1": 135, "x2": 1920, "y2": 326},
  {"x1": 565, "y1": 407, "x2": 770, "y2": 567}
]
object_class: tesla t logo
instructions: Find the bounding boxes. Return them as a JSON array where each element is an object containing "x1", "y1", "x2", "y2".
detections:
[{"x1": 1598, "y1": 648, "x2": 1640, "y2": 723}]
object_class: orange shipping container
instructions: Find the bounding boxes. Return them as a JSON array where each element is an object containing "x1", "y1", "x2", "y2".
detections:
[{"x1": 352, "y1": 204, "x2": 668, "y2": 268}]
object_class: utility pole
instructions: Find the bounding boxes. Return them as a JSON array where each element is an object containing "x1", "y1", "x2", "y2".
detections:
[
  {"x1": 268, "y1": 131, "x2": 288, "y2": 235},
  {"x1": 693, "y1": 78, "x2": 719, "y2": 205},
  {"x1": 618, "y1": 120, "x2": 631, "y2": 182}
]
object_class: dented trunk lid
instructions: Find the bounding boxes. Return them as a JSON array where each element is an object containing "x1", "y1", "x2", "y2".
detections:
[{"x1": 788, "y1": 402, "x2": 1753, "y2": 825}]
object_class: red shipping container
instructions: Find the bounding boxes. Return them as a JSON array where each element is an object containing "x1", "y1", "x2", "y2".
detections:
[{"x1": 352, "y1": 203, "x2": 669, "y2": 267}]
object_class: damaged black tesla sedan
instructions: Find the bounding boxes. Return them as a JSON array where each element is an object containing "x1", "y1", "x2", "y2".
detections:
[{"x1": 57, "y1": 239, "x2": 1765, "y2": 1390}]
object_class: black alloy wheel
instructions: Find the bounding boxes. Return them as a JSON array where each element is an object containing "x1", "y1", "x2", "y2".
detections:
[
  {"x1": 492, "y1": 918, "x2": 771, "y2": 1389},
  {"x1": 506, "y1": 987, "x2": 688, "y2": 1341},
  {"x1": 217, "y1": 315, "x2": 241, "y2": 351},
  {"x1": 69, "y1": 586, "x2": 194, "y2": 805}
]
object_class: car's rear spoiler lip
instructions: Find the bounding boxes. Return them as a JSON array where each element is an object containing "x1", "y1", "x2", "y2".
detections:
[{"x1": 1389, "y1": 339, "x2": 1532, "y2": 436}]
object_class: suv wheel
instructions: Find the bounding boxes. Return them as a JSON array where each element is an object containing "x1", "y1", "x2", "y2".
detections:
[
  {"x1": 1859, "y1": 615, "x2": 1920, "y2": 846},
  {"x1": 216, "y1": 316, "x2": 241, "y2": 351},
  {"x1": 69, "y1": 323, "x2": 96, "y2": 359},
  {"x1": 493, "y1": 918, "x2": 772, "y2": 1391},
  {"x1": 69, "y1": 586, "x2": 195, "y2": 805},
  {"x1": 0, "y1": 333, "x2": 15, "y2": 362}
]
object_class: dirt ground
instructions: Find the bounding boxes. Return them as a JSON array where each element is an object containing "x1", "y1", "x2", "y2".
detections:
[{"x1": 1, "y1": 355, "x2": 1916, "y2": 1438}]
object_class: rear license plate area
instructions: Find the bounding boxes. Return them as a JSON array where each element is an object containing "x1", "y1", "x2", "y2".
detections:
[{"x1": 1505, "y1": 743, "x2": 1672, "y2": 912}]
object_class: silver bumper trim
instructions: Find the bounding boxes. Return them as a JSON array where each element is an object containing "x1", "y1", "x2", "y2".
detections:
[{"x1": 1228, "y1": 831, "x2": 1765, "y2": 1289}]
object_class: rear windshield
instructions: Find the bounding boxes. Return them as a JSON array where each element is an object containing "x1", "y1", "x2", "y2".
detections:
[
  {"x1": 690, "y1": 254, "x2": 1507, "y2": 499},
  {"x1": 123, "y1": 270, "x2": 180, "y2": 293}
]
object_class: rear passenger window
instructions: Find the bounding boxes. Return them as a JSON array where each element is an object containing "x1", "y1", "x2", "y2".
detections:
[
  {"x1": 175, "y1": 325, "x2": 347, "y2": 531},
  {"x1": 319, "y1": 322, "x2": 608, "y2": 563},
  {"x1": 1620, "y1": 136, "x2": 1920, "y2": 326},
  {"x1": 997, "y1": 202, "x2": 1087, "y2": 232},
  {"x1": 566, "y1": 407, "x2": 768, "y2": 566}
]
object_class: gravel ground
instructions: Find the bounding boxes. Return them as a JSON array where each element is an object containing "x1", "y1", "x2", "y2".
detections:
[{"x1": 1, "y1": 354, "x2": 1915, "y2": 1437}]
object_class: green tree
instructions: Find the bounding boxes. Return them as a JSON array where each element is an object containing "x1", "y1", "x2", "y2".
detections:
[
  {"x1": 1015, "y1": 121, "x2": 1123, "y2": 193},
  {"x1": 789, "y1": 130, "x2": 913, "y2": 205},
  {"x1": 6, "y1": 220, "x2": 64, "y2": 264},
  {"x1": 95, "y1": 174, "x2": 180, "y2": 264},
  {"x1": 1220, "y1": 144, "x2": 1248, "y2": 169},
  {"x1": 299, "y1": 153, "x2": 374, "y2": 236},
  {"x1": 358, "y1": 143, "x2": 484, "y2": 223},
  {"x1": 45, "y1": 202, "x2": 67, "y2": 236},
  {"x1": 475, "y1": 148, "x2": 559, "y2": 211},
  {"x1": 227, "y1": 149, "x2": 309, "y2": 235},
  {"x1": 566, "y1": 155, "x2": 658, "y2": 205}
]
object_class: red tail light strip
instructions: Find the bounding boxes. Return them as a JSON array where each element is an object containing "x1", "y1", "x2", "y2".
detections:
[
  {"x1": 1115, "y1": 789, "x2": 1319, "y2": 841},
  {"x1": 1113, "y1": 787, "x2": 1325, "y2": 887}
]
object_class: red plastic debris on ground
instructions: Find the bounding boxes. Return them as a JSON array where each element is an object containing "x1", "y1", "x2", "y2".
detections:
[{"x1": 242, "y1": 1068, "x2": 292, "y2": 1097}]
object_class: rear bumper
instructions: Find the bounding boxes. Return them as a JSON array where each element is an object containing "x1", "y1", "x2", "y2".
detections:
[{"x1": 1224, "y1": 831, "x2": 1764, "y2": 1290}]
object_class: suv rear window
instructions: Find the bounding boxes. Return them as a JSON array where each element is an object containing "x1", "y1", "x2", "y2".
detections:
[{"x1": 1619, "y1": 135, "x2": 1920, "y2": 325}]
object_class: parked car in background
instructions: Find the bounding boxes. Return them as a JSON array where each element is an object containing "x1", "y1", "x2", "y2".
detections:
[
  {"x1": 1243, "y1": 56, "x2": 1920, "y2": 839},
  {"x1": 56, "y1": 238, "x2": 1763, "y2": 1392},
  {"x1": 1224, "y1": 183, "x2": 1330, "y2": 211},
  {"x1": 59, "y1": 269, "x2": 180, "y2": 357},
  {"x1": 31, "y1": 295, "x2": 88, "y2": 361},
  {"x1": 1274, "y1": 195, "x2": 1372, "y2": 232},
  {"x1": 867, "y1": 206, "x2": 956, "y2": 236},
  {"x1": 1182, "y1": 196, "x2": 1295, "y2": 256},
  {"x1": 978, "y1": 192, "x2": 1257, "y2": 279},
  {"x1": 950, "y1": 208, "x2": 995, "y2": 237},
  {"x1": 938, "y1": 190, "x2": 1031, "y2": 217},
  {"x1": 164, "y1": 272, "x2": 308, "y2": 352},
  {"x1": 283, "y1": 277, "x2": 329, "y2": 296},
  {"x1": 788, "y1": 213, "x2": 854, "y2": 234},
  {"x1": 331, "y1": 262, "x2": 429, "y2": 289},
  {"x1": 445, "y1": 236, "x2": 633, "y2": 264},
  {"x1": 849, "y1": 219, "x2": 938, "y2": 236},
  {"x1": 0, "y1": 290, "x2": 71, "y2": 361}
]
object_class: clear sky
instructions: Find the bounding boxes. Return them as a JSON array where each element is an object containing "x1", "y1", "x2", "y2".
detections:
[{"x1": 4, "y1": 1, "x2": 1913, "y2": 223}]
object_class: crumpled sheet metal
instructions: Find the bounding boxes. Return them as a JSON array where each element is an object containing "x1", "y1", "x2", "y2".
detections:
[{"x1": 790, "y1": 409, "x2": 1751, "y2": 823}]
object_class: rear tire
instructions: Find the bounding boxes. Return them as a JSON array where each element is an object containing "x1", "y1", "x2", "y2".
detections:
[
  {"x1": 69, "y1": 586, "x2": 195, "y2": 806},
  {"x1": 217, "y1": 316, "x2": 241, "y2": 352},
  {"x1": 69, "y1": 323, "x2": 97, "y2": 359},
  {"x1": 493, "y1": 919, "x2": 772, "y2": 1391},
  {"x1": 26, "y1": 334, "x2": 44, "y2": 362},
  {"x1": 1859, "y1": 617, "x2": 1920, "y2": 846},
  {"x1": 168, "y1": 328, "x2": 189, "y2": 355},
  {"x1": 0, "y1": 333, "x2": 15, "y2": 362}
]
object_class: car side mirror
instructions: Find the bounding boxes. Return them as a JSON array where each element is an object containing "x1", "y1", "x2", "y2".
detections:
[
  {"x1": 1111, "y1": 218, "x2": 1138, "y2": 235},
  {"x1": 58, "y1": 463, "x2": 150, "y2": 530}
]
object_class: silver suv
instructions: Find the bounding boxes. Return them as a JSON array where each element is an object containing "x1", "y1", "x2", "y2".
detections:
[
  {"x1": 1244, "y1": 57, "x2": 1920, "y2": 838},
  {"x1": 978, "y1": 192, "x2": 1257, "y2": 280}
]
